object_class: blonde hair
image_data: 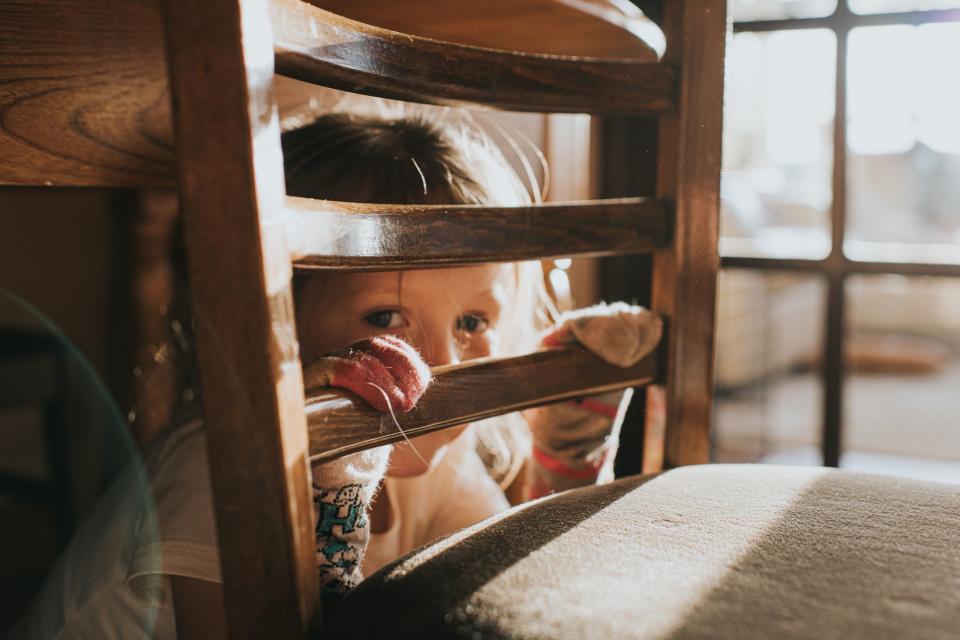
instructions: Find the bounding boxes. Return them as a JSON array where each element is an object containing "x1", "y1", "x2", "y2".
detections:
[{"x1": 283, "y1": 110, "x2": 555, "y2": 488}]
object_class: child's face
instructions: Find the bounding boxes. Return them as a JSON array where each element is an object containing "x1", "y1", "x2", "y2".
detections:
[{"x1": 297, "y1": 264, "x2": 515, "y2": 476}]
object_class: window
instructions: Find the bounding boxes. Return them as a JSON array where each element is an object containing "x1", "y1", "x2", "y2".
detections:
[{"x1": 715, "y1": 1, "x2": 960, "y2": 482}]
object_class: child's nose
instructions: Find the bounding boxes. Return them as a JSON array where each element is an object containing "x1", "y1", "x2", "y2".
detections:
[{"x1": 421, "y1": 334, "x2": 461, "y2": 368}]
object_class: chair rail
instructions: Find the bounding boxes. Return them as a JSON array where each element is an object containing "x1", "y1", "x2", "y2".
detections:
[
  {"x1": 271, "y1": 0, "x2": 675, "y2": 115},
  {"x1": 286, "y1": 196, "x2": 671, "y2": 270},
  {"x1": 306, "y1": 345, "x2": 660, "y2": 463}
]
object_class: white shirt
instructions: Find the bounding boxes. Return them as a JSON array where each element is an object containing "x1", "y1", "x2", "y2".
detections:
[
  {"x1": 12, "y1": 420, "x2": 508, "y2": 639},
  {"x1": 363, "y1": 428, "x2": 510, "y2": 575}
]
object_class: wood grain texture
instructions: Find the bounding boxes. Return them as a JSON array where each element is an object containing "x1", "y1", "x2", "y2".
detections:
[
  {"x1": 595, "y1": 116, "x2": 658, "y2": 477},
  {"x1": 270, "y1": 0, "x2": 676, "y2": 115},
  {"x1": 0, "y1": 0, "x2": 175, "y2": 187},
  {"x1": 0, "y1": 0, "x2": 669, "y2": 187},
  {"x1": 121, "y1": 190, "x2": 182, "y2": 447},
  {"x1": 307, "y1": 346, "x2": 659, "y2": 463},
  {"x1": 286, "y1": 196, "x2": 671, "y2": 271},
  {"x1": 312, "y1": 0, "x2": 664, "y2": 59},
  {"x1": 161, "y1": 0, "x2": 317, "y2": 636},
  {"x1": 650, "y1": 0, "x2": 727, "y2": 468}
]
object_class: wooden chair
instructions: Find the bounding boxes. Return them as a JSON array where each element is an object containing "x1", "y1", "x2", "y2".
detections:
[
  {"x1": 6, "y1": 2, "x2": 960, "y2": 639},
  {"x1": 167, "y1": 3, "x2": 725, "y2": 637},
  {"x1": 3, "y1": 0, "x2": 722, "y2": 635}
]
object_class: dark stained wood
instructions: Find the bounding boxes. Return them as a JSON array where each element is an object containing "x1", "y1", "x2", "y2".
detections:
[
  {"x1": 596, "y1": 116, "x2": 659, "y2": 478},
  {"x1": 822, "y1": 27, "x2": 850, "y2": 470},
  {"x1": 650, "y1": 0, "x2": 727, "y2": 469},
  {"x1": 160, "y1": 0, "x2": 317, "y2": 637},
  {"x1": 119, "y1": 190, "x2": 183, "y2": 448},
  {"x1": 823, "y1": 271, "x2": 845, "y2": 469},
  {"x1": 0, "y1": 1, "x2": 670, "y2": 188},
  {"x1": 307, "y1": 346, "x2": 659, "y2": 463},
  {"x1": 312, "y1": 0, "x2": 664, "y2": 59},
  {"x1": 287, "y1": 197, "x2": 671, "y2": 271},
  {"x1": 270, "y1": 0, "x2": 676, "y2": 116},
  {"x1": 722, "y1": 255, "x2": 960, "y2": 278},
  {"x1": 734, "y1": 7, "x2": 960, "y2": 32},
  {"x1": 0, "y1": 0, "x2": 175, "y2": 187}
]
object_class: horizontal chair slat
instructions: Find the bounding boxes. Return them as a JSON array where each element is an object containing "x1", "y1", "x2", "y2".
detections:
[
  {"x1": 270, "y1": 0, "x2": 675, "y2": 115},
  {"x1": 286, "y1": 197, "x2": 671, "y2": 270},
  {"x1": 306, "y1": 346, "x2": 659, "y2": 463}
]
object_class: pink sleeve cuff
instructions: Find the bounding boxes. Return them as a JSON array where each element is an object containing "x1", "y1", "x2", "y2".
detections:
[{"x1": 531, "y1": 445, "x2": 606, "y2": 480}]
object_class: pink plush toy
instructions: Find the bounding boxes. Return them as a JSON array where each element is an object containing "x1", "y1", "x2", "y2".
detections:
[{"x1": 303, "y1": 335, "x2": 432, "y2": 413}]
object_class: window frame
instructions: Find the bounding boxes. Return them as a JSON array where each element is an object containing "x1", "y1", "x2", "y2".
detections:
[{"x1": 724, "y1": 1, "x2": 960, "y2": 466}]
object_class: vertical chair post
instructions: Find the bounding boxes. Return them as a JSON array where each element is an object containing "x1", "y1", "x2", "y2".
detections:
[
  {"x1": 649, "y1": 0, "x2": 727, "y2": 468},
  {"x1": 161, "y1": 0, "x2": 318, "y2": 636}
]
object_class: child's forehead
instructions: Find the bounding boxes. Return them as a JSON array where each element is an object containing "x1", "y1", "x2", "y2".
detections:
[{"x1": 337, "y1": 264, "x2": 515, "y2": 294}]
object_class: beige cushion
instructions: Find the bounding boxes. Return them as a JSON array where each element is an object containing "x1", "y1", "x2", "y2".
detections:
[{"x1": 330, "y1": 465, "x2": 960, "y2": 639}]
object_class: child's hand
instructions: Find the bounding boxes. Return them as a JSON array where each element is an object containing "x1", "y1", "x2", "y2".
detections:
[
  {"x1": 303, "y1": 336, "x2": 430, "y2": 595},
  {"x1": 525, "y1": 302, "x2": 662, "y2": 499},
  {"x1": 302, "y1": 335, "x2": 432, "y2": 413}
]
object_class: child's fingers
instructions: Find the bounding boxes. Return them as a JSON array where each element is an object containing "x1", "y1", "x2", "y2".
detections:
[{"x1": 540, "y1": 325, "x2": 575, "y2": 348}]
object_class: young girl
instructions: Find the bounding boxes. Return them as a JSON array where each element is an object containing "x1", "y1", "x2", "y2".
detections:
[
  {"x1": 14, "y1": 111, "x2": 659, "y2": 640},
  {"x1": 280, "y1": 113, "x2": 660, "y2": 602}
]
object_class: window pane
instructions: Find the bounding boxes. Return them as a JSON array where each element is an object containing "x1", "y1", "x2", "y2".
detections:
[
  {"x1": 713, "y1": 270, "x2": 825, "y2": 464},
  {"x1": 730, "y1": 0, "x2": 837, "y2": 21},
  {"x1": 850, "y1": 0, "x2": 960, "y2": 13},
  {"x1": 721, "y1": 30, "x2": 835, "y2": 259},
  {"x1": 846, "y1": 23, "x2": 960, "y2": 264},
  {"x1": 843, "y1": 275, "x2": 960, "y2": 484}
]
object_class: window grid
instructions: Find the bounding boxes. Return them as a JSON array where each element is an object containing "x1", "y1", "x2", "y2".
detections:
[{"x1": 724, "y1": 1, "x2": 960, "y2": 466}]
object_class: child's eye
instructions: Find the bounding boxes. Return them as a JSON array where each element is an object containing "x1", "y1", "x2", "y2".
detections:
[
  {"x1": 457, "y1": 314, "x2": 489, "y2": 334},
  {"x1": 364, "y1": 310, "x2": 405, "y2": 329}
]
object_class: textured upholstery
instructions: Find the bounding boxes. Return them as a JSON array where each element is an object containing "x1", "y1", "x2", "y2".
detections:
[{"x1": 329, "y1": 465, "x2": 960, "y2": 639}]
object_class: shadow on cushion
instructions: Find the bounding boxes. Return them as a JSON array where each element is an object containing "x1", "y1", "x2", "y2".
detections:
[{"x1": 326, "y1": 465, "x2": 960, "y2": 640}]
